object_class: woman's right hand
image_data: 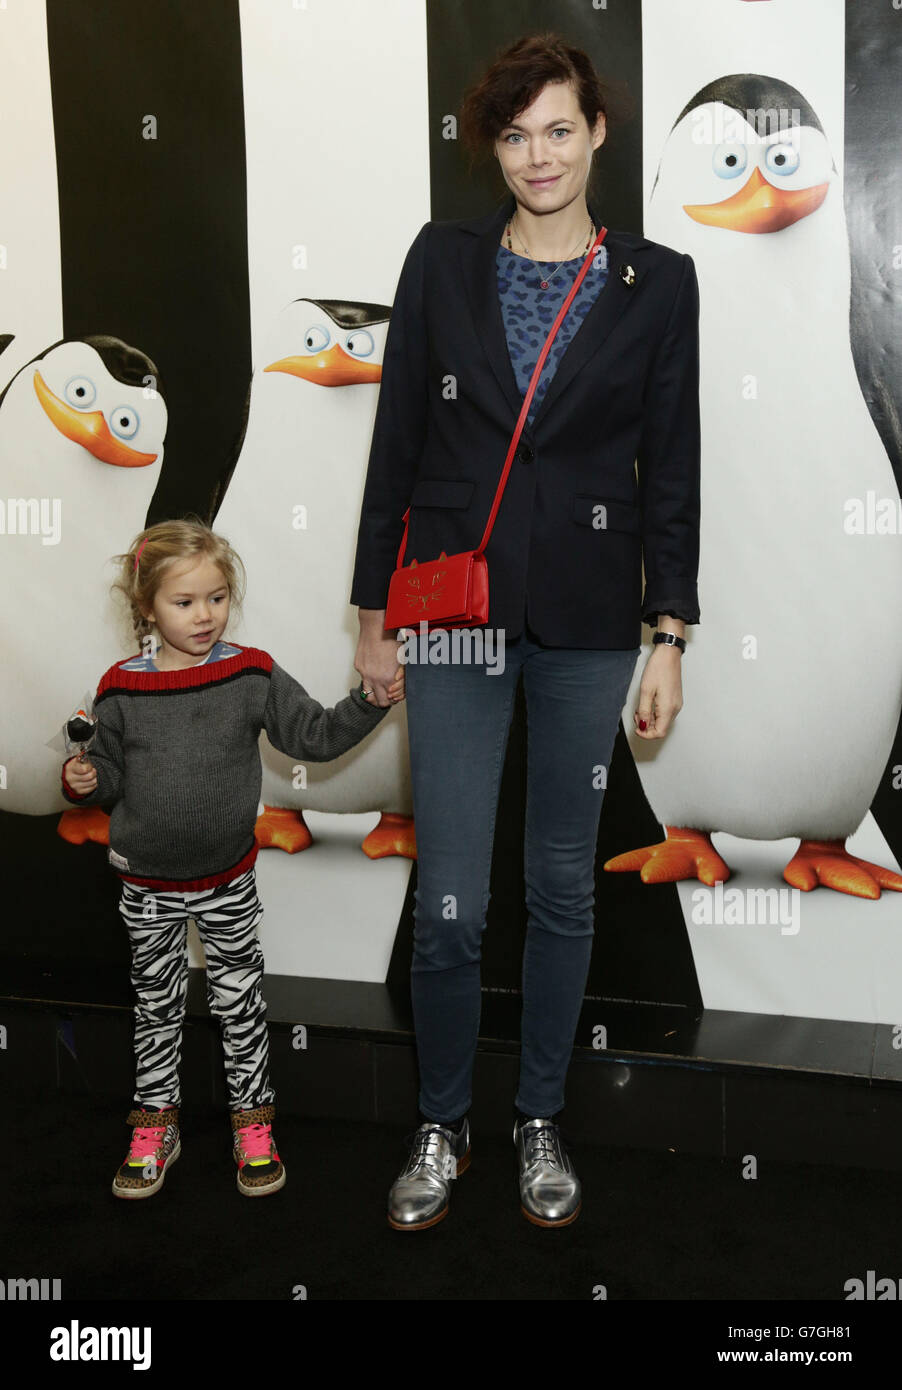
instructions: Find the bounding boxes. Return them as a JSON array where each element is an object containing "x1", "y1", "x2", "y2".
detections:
[
  {"x1": 63, "y1": 755, "x2": 98, "y2": 796},
  {"x1": 355, "y1": 608, "x2": 406, "y2": 708}
]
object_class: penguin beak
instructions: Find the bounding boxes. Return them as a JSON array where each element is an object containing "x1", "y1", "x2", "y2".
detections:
[
  {"x1": 33, "y1": 371, "x2": 158, "y2": 467},
  {"x1": 683, "y1": 165, "x2": 829, "y2": 233},
  {"x1": 264, "y1": 345, "x2": 382, "y2": 386}
]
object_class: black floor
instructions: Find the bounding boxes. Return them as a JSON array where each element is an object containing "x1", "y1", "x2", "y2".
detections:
[{"x1": 4, "y1": 1090, "x2": 900, "y2": 1306}]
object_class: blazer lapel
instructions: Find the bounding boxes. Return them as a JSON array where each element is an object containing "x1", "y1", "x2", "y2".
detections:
[
  {"x1": 459, "y1": 197, "x2": 525, "y2": 423},
  {"x1": 458, "y1": 194, "x2": 647, "y2": 432}
]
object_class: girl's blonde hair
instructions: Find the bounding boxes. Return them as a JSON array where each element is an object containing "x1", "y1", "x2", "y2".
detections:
[{"x1": 113, "y1": 516, "x2": 246, "y2": 643}]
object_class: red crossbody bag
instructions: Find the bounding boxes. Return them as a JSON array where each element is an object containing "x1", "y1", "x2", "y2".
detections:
[{"x1": 384, "y1": 225, "x2": 609, "y2": 632}]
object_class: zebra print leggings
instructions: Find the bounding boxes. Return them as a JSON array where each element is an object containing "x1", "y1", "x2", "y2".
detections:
[{"x1": 117, "y1": 868, "x2": 275, "y2": 1112}]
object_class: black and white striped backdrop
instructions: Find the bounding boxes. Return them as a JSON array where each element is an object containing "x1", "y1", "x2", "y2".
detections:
[{"x1": 2, "y1": 1, "x2": 901, "y2": 1052}]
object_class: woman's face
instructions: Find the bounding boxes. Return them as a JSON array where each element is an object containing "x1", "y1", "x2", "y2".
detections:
[{"x1": 495, "y1": 80, "x2": 605, "y2": 219}]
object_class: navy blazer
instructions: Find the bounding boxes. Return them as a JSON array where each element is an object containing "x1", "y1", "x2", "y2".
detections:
[{"x1": 350, "y1": 193, "x2": 700, "y2": 648}]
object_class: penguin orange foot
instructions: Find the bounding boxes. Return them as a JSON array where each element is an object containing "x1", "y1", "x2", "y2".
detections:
[
  {"x1": 783, "y1": 839, "x2": 902, "y2": 899},
  {"x1": 604, "y1": 827, "x2": 730, "y2": 885},
  {"x1": 56, "y1": 807, "x2": 110, "y2": 846},
  {"x1": 361, "y1": 811, "x2": 417, "y2": 860},
  {"x1": 254, "y1": 806, "x2": 313, "y2": 853}
]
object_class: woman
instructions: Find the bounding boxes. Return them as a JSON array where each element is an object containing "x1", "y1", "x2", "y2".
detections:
[{"x1": 351, "y1": 32, "x2": 700, "y2": 1230}]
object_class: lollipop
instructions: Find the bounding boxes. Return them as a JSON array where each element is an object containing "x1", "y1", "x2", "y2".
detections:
[{"x1": 65, "y1": 708, "x2": 98, "y2": 763}]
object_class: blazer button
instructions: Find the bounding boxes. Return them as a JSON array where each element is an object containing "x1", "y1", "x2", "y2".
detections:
[{"x1": 517, "y1": 444, "x2": 534, "y2": 465}]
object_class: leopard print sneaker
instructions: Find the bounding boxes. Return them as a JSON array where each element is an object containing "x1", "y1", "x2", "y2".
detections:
[
  {"x1": 112, "y1": 1105, "x2": 181, "y2": 1200},
  {"x1": 231, "y1": 1103, "x2": 285, "y2": 1196}
]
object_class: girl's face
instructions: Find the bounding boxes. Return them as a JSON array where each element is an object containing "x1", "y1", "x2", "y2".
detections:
[
  {"x1": 494, "y1": 80, "x2": 605, "y2": 221},
  {"x1": 144, "y1": 556, "x2": 231, "y2": 669}
]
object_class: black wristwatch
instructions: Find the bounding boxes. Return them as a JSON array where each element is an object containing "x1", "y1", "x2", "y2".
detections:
[{"x1": 653, "y1": 632, "x2": 686, "y2": 652}]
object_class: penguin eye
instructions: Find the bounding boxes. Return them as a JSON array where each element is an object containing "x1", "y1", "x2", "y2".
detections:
[
  {"x1": 712, "y1": 143, "x2": 748, "y2": 179},
  {"x1": 64, "y1": 376, "x2": 97, "y2": 409},
  {"x1": 345, "y1": 329, "x2": 375, "y2": 359},
  {"x1": 764, "y1": 141, "x2": 801, "y2": 177},
  {"x1": 304, "y1": 326, "x2": 330, "y2": 352},
  {"x1": 110, "y1": 405, "x2": 139, "y2": 440}
]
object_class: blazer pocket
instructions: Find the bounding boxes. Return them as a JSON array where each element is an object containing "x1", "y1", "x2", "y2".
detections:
[
  {"x1": 571, "y1": 494, "x2": 641, "y2": 535},
  {"x1": 410, "y1": 477, "x2": 477, "y2": 509}
]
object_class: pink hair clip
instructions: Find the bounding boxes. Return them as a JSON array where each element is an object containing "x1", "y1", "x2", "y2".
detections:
[{"x1": 133, "y1": 538, "x2": 149, "y2": 570}]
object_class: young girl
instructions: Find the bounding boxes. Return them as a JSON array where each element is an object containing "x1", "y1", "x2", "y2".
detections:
[{"x1": 63, "y1": 518, "x2": 404, "y2": 1199}]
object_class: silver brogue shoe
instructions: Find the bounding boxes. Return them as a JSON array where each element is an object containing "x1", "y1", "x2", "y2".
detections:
[
  {"x1": 514, "y1": 1118, "x2": 581, "y2": 1227},
  {"x1": 388, "y1": 1119, "x2": 471, "y2": 1230}
]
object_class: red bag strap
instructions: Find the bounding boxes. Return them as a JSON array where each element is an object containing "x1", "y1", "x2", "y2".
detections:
[{"x1": 394, "y1": 224, "x2": 608, "y2": 568}]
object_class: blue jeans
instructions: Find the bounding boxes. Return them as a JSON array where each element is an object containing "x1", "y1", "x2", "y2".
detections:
[{"x1": 403, "y1": 623, "x2": 640, "y2": 1121}]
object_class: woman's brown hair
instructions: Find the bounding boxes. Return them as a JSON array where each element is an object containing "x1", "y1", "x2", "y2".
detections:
[{"x1": 459, "y1": 31, "x2": 608, "y2": 179}]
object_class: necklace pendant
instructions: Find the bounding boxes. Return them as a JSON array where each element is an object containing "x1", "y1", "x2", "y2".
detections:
[{"x1": 540, "y1": 279, "x2": 548, "y2": 289}]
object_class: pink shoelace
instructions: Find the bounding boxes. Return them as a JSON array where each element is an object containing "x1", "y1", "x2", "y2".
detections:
[
  {"x1": 127, "y1": 1125, "x2": 166, "y2": 1163},
  {"x1": 236, "y1": 1121, "x2": 274, "y2": 1165}
]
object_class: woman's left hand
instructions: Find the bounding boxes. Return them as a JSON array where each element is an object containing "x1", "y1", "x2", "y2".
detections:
[{"x1": 632, "y1": 645, "x2": 683, "y2": 739}]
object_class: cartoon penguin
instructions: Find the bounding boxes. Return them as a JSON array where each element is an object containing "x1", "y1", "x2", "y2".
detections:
[
  {"x1": 607, "y1": 75, "x2": 902, "y2": 898},
  {"x1": 0, "y1": 336, "x2": 167, "y2": 823},
  {"x1": 213, "y1": 298, "x2": 416, "y2": 859}
]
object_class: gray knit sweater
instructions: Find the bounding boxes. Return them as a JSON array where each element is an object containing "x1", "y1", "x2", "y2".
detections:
[{"x1": 61, "y1": 642, "x2": 389, "y2": 890}]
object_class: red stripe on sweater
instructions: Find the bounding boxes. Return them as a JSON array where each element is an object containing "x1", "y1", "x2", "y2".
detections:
[
  {"x1": 117, "y1": 842, "x2": 259, "y2": 893},
  {"x1": 96, "y1": 645, "x2": 273, "y2": 697}
]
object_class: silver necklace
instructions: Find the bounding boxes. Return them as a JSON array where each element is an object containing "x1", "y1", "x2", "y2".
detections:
[{"x1": 505, "y1": 215, "x2": 594, "y2": 289}]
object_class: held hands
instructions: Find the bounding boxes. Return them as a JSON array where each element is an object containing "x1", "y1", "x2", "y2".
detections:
[
  {"x1": 355, "y1": 608, "x2": 683, "y2": 727},
  {"x1": 63, "y1": 754, "x2": 98, "y2": 795},
  {"x1": 632, "y1": 643, "x2": 683, "y2": 740},
  {"x1": 355, "y1": 608, "x2": 406, "y2": 709}
]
